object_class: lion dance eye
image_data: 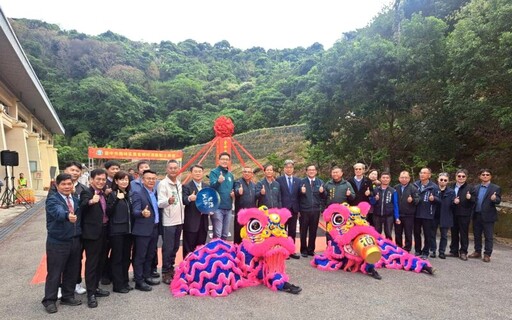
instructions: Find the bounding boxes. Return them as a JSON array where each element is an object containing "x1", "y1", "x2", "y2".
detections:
[
  {"x1": 247, "y1": 219, "x2": 263, "y2": 234},
  {"x1": 331, "y1": 213, "x2": 345, "y2": 227}
]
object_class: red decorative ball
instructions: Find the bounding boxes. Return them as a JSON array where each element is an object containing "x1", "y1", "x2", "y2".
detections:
[{"x1": 213, "y1": 116, "x2": 235, "y2": 137}]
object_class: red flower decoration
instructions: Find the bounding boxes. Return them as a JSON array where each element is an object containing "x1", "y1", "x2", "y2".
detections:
[{"x1": 213, "y1": 116, "x2": 235, "y2": 137}]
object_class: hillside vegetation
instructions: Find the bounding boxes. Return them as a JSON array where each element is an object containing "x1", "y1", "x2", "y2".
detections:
[{"x1": 10, "y1": 0, "x2": 512, "y2": 190}]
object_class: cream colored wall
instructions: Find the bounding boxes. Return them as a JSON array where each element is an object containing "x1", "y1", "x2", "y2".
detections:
[
  {"x1": 27, "y1": 133, "x2": 42, "y2": 190},
  {"x1": 4, "y1": 122, "x2": 31, "y2": 189},
  {"x1": 0, "y1": 90, "x2": 57, "y2": 190}
]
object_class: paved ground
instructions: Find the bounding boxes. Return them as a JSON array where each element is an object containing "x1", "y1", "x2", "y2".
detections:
[{"x1": 1, "y1": 202, "x2": 511, "y2": 320}]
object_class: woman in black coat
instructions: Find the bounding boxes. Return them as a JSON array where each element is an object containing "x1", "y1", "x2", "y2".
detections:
[{"x1": 106, "y1": 171, "x2": 132, "y2": 293}]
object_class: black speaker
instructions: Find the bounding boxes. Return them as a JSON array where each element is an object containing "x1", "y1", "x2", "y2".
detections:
[{"x1": 1, "y1": 150, "x2": 19, "y2": 166}]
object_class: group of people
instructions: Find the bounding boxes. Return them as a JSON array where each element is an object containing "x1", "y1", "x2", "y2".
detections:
[{"x1": 42, "y1": 156, "x2": 502, "y2": 314}]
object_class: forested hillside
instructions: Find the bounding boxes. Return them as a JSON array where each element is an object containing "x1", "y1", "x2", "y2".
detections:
[{"x1": 10, "y1": 0, "x2": 512, "y2": 186}]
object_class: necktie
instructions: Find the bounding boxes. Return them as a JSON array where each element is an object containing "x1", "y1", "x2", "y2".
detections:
[
  {"x1": 66, "y1": 196, "x2": 74, "y2": 214},
  {"x1": 98, "y1": 191, "x2": 108, "y2": 224},
  {"x1": 310, "y1": 179, "x2": 314, "y2": 191},
  {"x1": 288, "y1": 177, "x2": 292, "y2": 193}
]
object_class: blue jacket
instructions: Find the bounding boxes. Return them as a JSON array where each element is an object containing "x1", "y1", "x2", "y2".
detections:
[
  {"x1": 413, "y1": 180, "x2": 440, "y2": 219},
  {"x1": 46, "y1": 192, "x2": 81, "y2": 244},
  {"x1": 371, "y1": 186, "x2": 399, "y2": 220},
  {"x1": 210, "y1": 166, "x2": 235, "y2": 210},
  {"x1": 131, "y1": 187, "x2": 161, "y2": 236}
]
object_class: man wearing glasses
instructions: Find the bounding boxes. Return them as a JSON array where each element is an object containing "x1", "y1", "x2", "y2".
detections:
[
  {"x1": 469, "y1": 169, "x2": 501, "y2": 263},
  {"x1": 131, "y1": 170, "x2": 161, "y2": 291},
  {"x1": 348, "y1": 163, "x2": 374, "y2": 225},
  {"x1": 210, "y1": 152, "x2": 235, "y2": 240},
  {"x1": 430, "y1": 173, "x2": 455, "y2": 259},
  {"x1": 449, "y1": 169, "x2": 475, "y2": 260}
]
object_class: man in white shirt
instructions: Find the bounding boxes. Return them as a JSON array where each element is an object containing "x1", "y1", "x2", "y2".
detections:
[{"x1": 158, "y1": 160, "x2": 184, "y2": 284}]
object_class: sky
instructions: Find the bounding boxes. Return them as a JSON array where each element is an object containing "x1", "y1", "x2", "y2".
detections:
[{"x1": 1, "y1": 0, "x2": 392, "y2": 50}]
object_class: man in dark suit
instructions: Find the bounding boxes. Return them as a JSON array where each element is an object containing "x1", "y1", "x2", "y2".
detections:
[
  {"x1": 80, "y1": 169, "x2": 110, "y2": 308},
  {"x1": 469, "y1": 169, "x2": 501, "y2": 263},
  {"x1": 449, "y1": 169, "x2": 475, "y2": 260},
  {"x1": 42, "y1": 173, "x2": 82, "y2": 314},
  {"x1": 182, "y1": 165, "x2": 210, "y2": 258},
  {"x1": 276, "y1": 159, "x2": 301, "y2": 259},
  {"x1": 233, "y1": 166, "x2": 258, "y2": 245},
  {"x1": 299, "y1": 165, "x2": 325, "y2": 257},
  {"x1": 394, "y1": 171, "x2": 419, "y2": 252},
  {"x1": 131, "y1": 169, "x2": 161, "y2": 291}
]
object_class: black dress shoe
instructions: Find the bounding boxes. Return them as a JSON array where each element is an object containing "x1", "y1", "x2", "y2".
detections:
[
  {"x1": 44, "y1": 303, "x2": 57, "y2": 314},
  {"x1": 439, "y1": 253, "x2": 446, "y2": 259},
  {"x1": 422, "y1": 265, "x2": 436, "y2": 275},
  {"x1": 368, "y1": 269, "x2": 382, "y2": 280},
  {"x1": 307, "y1": 252, "x2": 315, "y2": 256},
  {"x1": 113, "y1": 288, "x2": 129, "y2": 294},
  {"x1": 60, "y1": 297, "x2": 82, "y2": 306},
  {"x1": 145, "y1": 278, "x2": 161, "y2": 286},
  {"x1": 430, "y1": 252, "x2": 436, "y2": 258},
  {"x1": 279, "y1": 282, "x2": 302, "y2": 294},
  {"x1": 135, "y1": 282, "x2": 152, "y2": 292},
  {"x1": 87, "y1": 295, "x2": 98, "y2": 308},
  {"x1": 301, "y1": 253, "x2": 308, "y2": 258},
  {"x1": 125, "y1": 285, "x2": 134, "y2": 291},
  {"x1": 95, "y1": 288, "x2": 110, "y2": 297},
  {"x1": 150, "y1": 270, "x2": 160, "y2": 278},
  {"x1": 289, "y1": 253, "x2": 300, "y2": 259}
]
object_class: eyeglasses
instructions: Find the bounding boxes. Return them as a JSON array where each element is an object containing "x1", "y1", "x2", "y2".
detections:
[
  {"x1": 144, "y1": 177, "x2": 157, "y2": 181},
  {"x1": 354, "y1": 168, "x2": 363, "y2": 170},
  {"x1": 457, "y1": 175, "x2": 466, "y2": 178},
  {"x1": 481, "y1": 173, "x2": 490, "y2": 176},
  {"x1": 219, "y1": 158, "x2": 230, "y2": 161},
  {"x1": 439, "y1": 179, "x2": 448, "y2": 182}
]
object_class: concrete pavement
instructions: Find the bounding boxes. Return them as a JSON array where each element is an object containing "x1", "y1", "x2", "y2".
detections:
[{"x1": 0, "y1": 202, "x2": 511, "y2": 320}]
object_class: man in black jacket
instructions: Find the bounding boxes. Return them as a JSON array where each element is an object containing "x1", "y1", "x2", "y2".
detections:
[
  {"x1": 256, "y1": 165, "x2": 281, "y2": 208},
  {"x1": 413, "y1": 168, "x2": 439, "y2": 260},
  {"x1": 348, "y1": 163, "x2": 374, "y2": 205},
  {"x1": 182, "y1": 165, "x2": 210, "y2": 258},
  {"x1": 371, "y1": 172, "x2": 400, "y2": 240},
  {"x1": 449, "y1": 169, "x2": 475, "y2": 260},
  {"x1": 234, "y1": 166, "x2": 258, "y2": 245},
  {"x1": 469, "y1": 169, "x2": 501, "y2": 263},
  {"x1": 394, "y1": 171, "x2": 419, "y2": 252}
]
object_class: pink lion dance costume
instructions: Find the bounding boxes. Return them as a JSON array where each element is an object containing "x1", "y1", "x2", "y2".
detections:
[
  {"x1": 312, "y1": 202, "x2": 434, "y2": 279},
  {"x1": 171, "y1": 206, "x2": 301, "y2": 296}
]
